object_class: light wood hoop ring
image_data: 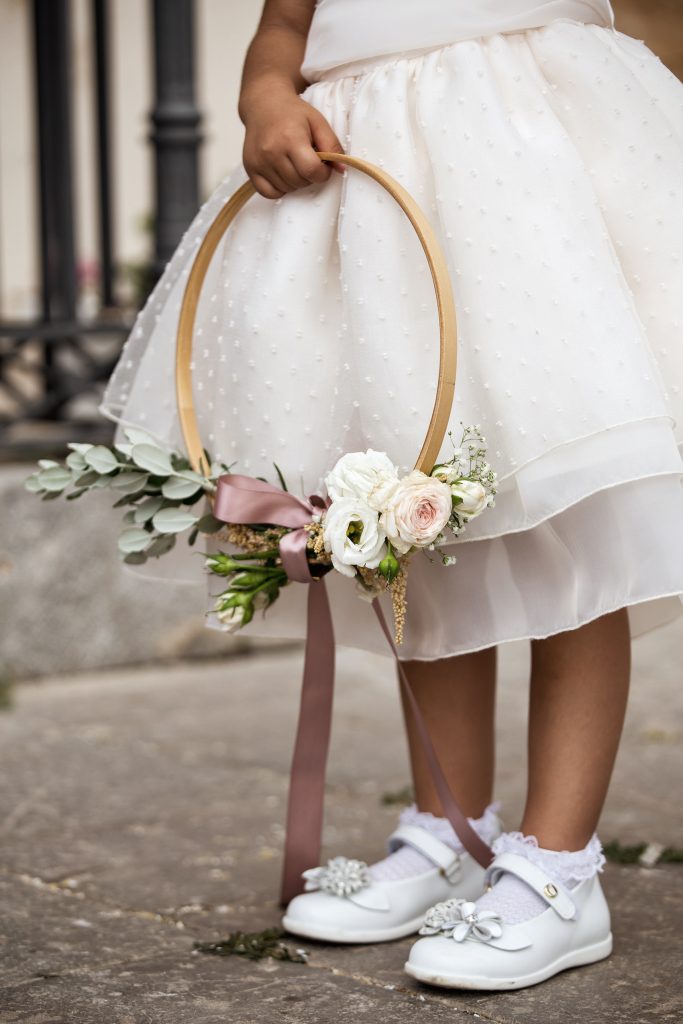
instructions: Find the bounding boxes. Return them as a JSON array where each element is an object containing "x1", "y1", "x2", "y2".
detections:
[{"x1": 175, "y1": 152, "x2": 458, "y2": 486}]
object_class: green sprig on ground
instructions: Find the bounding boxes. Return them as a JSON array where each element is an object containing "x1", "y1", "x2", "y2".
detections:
[{"x1": 192, "y1": 928, "x2": 308, "y2": 963}]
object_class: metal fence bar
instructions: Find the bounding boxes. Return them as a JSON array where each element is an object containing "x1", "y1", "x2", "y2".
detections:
[
  {"x1": 149, "y1": 0, "x2": 203, "y2": 281},
  {"x1": 32, "y1": 0, "x2": 77, "y2": 408},
  {"x1": 92, "y1": 0, "x2": 115, "y2": 308},
  {"x1": 1, "y1": 0, "x2": 203, "y2": 459}
]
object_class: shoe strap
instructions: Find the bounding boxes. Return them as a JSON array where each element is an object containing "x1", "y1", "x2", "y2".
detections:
[
  {"x1": 484, "y1": 852, "x2": 577, "y2": 920},
  {"x1": 387, "y1": 824, "x2": 462, "y2": 881}
]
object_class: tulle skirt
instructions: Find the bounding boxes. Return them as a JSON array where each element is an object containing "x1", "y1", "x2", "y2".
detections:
[{"x1": 99, "y1": 19, "x2": 683, "y2": 659}]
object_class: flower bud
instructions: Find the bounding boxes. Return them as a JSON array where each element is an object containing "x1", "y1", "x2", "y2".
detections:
[{"x1": 378, "y1": 548, "x2": 400, "y2": 583}]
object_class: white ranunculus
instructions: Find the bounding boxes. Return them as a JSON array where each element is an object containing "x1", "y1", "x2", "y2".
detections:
[
  {"x1": 325, "y1": 449, "x2": 400, "y2": 511},
  {"x1": 451, "y1": 479, "x2": 488, "y2": 518},
  {"x1": 381, "y1": 470, "x2": 453, "y2": 554},
  {"x1": 322, "y1": 497, "x2": 387, "y2": 577}
]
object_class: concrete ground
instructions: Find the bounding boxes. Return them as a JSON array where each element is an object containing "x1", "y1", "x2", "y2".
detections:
[{"x1": 0, "y1": 619, "x2": 681, "y2": 1023}]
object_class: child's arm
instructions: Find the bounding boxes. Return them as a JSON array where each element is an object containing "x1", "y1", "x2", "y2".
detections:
[{"x1": 239, "y1": 0, "x2": 345, "y2": 199}]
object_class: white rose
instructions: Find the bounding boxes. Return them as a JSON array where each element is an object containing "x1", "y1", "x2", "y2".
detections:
[
  {"x1": 431, "y1": 462, "x2": 461, "y2": 485},
  {"x1": 451, "y1": 479, "x2": 488, "y2": 518},
  {"x1": 381, "y1": 470, "x2": 452, "y2": 554},
  {"x1": 215, "y1": 604, "x2": 246, "y2": 632},
  {"x1": 325, "y1": 449, "x2": 400, "y2": 511},
  {"x1": 322, "y1": 497, "x2": 387, "y2": 577}
]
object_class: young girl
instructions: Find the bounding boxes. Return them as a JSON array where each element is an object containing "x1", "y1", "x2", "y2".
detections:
[{"x1": 100, "y1": 0, "x2": 683, "y2": 990}]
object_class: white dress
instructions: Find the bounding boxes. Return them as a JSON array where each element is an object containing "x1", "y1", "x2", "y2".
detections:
[{"x1": 99, "y1": 0, "x2": 683, "y2": 660}]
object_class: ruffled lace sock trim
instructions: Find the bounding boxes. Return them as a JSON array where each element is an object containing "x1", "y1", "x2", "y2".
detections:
[
  {"x1": 369, "y1": 801, "x2": 501, "y2": 883},
  {"x1": 490, "y1": 830, "x2": 606, "y2": 887},
  {"x1": 397, "y1": 801, "x2": 503, "y2": 851},
  {"x1": 475, "y1": 830, "x2": 607, "y2": 925}
]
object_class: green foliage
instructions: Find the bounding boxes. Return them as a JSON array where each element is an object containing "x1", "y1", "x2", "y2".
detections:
[
  {"x1": 380, "y1": 784, "x2": 414, "y2": 807},
  {"x1": 193, "y1": 928, "x2": 307, "y2": 963},
  {"x1": 603, "y1": 840, "x2": 683, "y2": 865},
  {"x1": 26, "y1": 440, "x2": 305, "y2": 636},
  {"x1": 23, "y1": 427, "x2": 233, "y2": 566}
]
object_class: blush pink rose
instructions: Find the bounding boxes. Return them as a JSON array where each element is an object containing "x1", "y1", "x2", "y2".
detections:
[{"x1": 380, "y1": 470, "x2": 452, "y2": 554}]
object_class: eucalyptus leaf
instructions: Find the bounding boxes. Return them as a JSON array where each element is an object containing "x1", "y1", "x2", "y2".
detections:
[
  {"x1": 66, "y1": 488, "x2": 89, "y2": 501},
  {"x1": 114, "y1": 442, "x2": 134, "y2": 458},
  {"x1": 134, "y1": 496, "x2": 165, "y2": 523},
  {"x1": 175, "y1": 469, "x2": 206, "y2": 483},
  {"x1": 84, "y1": 445, "x2": 120, "y2": 474},
  {"x1": 146, "y1": 533, "x2": 177, "y2": 557},
  {"x1": 118, "y1": 528, "x2": 152, "y2": 554},
  {"x1": 67, "y1": 442, "x2": 94, "y2": 454},
  {"x1": 112, "y1": 489, "x2": 147, "y2": 508},
  {"x1": 66, "y1": 451, "x2": 88, "y2": 472},
  {"x1": 196, "y1": 513, "x2": 225, "y2": 534},
  {"x1": 37, "y1": 466, "x2": 73, "y2": 491},
  {"x1": 131, "y1": 444, "x2": 174, "y2": 476},
  {"x1": 111, "y1": 470, "x2": 149, "y2": 491},
  {"x1": 38, "y1": 459, "x2": 60, "y2": 469},
  {"x1": 123, "y1": 550, "x2": 148, "y2": 565},
  {"x1": 123, "y1": 509, "x2": 137, "y2": 523},
  {"x1": 124, "y1": 426, "x2": 161, "y2": 447},
  {"x1": 152, "y1": 507, "x2": 198, "y2": 534},
  {"x1": 24, "y1": 475, "x2": 43, "y2": 493},
  {"x1": 74, "y1": 470, "x2": 100, "y2": 487},
  {"x1": 161, "y1": 476, "x2": 203, "y2": 500}
]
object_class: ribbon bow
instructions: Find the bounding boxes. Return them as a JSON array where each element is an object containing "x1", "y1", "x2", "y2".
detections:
[
  {"x1": 213, "y1": 471, "x2": 494, "y2": 906},
  {"x1": 420, "y1": 898, "x2": 503, "y2": 943}
]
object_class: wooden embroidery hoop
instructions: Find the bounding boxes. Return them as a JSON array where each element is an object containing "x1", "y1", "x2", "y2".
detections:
[{"x1": 175, "y1": 152, "x2": 459, "y2": 487}]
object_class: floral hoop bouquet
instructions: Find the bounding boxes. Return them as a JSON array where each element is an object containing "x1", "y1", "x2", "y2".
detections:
[
  {"x1": 24, "y1": 153, "x2": 500, "y2": 902},
  {"x1": 25, "y1": 423, "x2": 495, "y2": 646},
  {"x1": 209, "y1": 425, "x2": 496, "y2": 643}
]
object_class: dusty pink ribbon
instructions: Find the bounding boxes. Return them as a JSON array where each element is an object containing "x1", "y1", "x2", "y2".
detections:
[{"x1": 213, "y1": 473, "x2": 493, "y2": 906}]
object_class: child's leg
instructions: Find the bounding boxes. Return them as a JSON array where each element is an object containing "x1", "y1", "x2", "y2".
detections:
[
  {"x1": 405, "y1": 609, "x2": 631, "y2": 986},
  {"x1": 398, "y1": 646, "x2": 497, "y2": 818},
  {"x1": 522, "y1": 606, "x2": 631, "y2": 849}
]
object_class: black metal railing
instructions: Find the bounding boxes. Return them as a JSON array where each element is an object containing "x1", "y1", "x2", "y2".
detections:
[{"x1": 0, "y1": 0, "x2": 202, "y2": 461}]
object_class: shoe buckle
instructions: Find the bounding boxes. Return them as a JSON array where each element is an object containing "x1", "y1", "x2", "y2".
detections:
[{"x1": 440, "y1": 853, "x2": 462, "y2": 883}]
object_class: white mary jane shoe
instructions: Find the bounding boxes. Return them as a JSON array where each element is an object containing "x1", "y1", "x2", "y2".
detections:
[
  {"x1": 282, "y1": 821, "x2": 500, "y2": 944},
  {"x1": 405, "y1": 850, "x2": 612, "y2": 990}
]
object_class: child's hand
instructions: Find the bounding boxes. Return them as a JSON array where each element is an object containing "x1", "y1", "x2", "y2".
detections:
[{"x1": 241, "y1": 86, "x2": 346, "y2": 200}]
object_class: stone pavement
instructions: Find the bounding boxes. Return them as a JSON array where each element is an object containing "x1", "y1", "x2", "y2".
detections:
[{"x1": 0, "y1": 620, "x2": 681, "y2": 1023}]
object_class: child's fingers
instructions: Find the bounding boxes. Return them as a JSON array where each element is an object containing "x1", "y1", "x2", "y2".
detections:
[
  {"x1": 308, "y1": 109, "x2": 346, "y2": 175},
  {"x1": 278, "y1": 154, "x2": 315, "y2": 189},
  {"x1": 289, "y1": 145, "x2": 334, "y2": 185},
  {"x1": 249, "y1": 171, "x2": 286, "y2": 200}
]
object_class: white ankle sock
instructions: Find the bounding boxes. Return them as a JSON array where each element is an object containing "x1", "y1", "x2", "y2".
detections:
[
  {"x1": 475, "y1": 830, "x2": 607, "y2": 925},
  {"x1": 369, "y1": 802, "x2": 501, "y2": 883}
]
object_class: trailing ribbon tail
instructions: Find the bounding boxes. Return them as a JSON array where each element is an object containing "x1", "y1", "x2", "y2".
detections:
[
  {"x1": 371, "y1": 599, "x2": 495, "y2": 871},
  {"x1": 279, "y1": 578, "x2": 336, "y2": 905}
]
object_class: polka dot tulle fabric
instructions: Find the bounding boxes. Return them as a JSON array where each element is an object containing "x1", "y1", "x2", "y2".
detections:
[{"x1": 99, "y1": 16, "x2": 683, "y2": 659}]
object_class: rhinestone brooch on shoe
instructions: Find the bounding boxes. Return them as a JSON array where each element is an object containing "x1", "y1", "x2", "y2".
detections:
[
  {"x1": 301, "y1": 856, "x2": 391, "y2": 911},
  {"x1": 420, "y1": 898, "x2": 503, "y2": 943},
  {"x1": 303, "y1": 856, "x2": 371, "y2": 898}
]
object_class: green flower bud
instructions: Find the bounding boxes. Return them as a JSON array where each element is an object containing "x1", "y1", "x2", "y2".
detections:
[{"x1": 378, "y1": 548, "x2": 400, "y2": 583}]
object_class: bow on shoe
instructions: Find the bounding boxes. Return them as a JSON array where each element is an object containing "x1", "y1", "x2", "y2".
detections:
[
  {"x1": 420, "y1": 898, "x2": 504, "y2": 943},
  {"x1": 302, "y1": 856, "x2": 390, "y2": 910}
]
